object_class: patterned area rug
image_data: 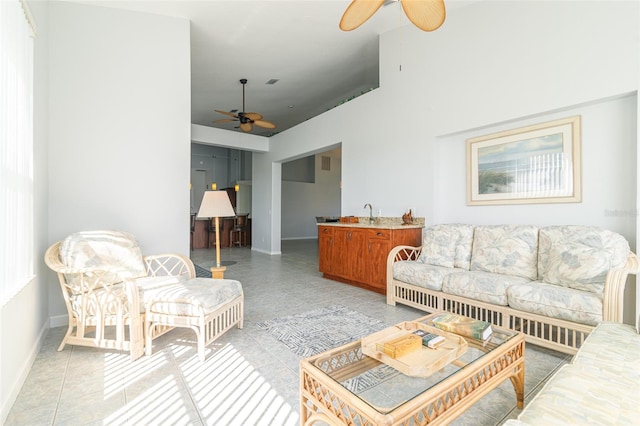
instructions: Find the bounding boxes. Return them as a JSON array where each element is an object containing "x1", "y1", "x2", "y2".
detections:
[
  {"x1": 257, "y1": 305, "x2": 399, "y2": 393},
  {"x1": 195, "y1": 264, "x2": 212, "y2": 278}
]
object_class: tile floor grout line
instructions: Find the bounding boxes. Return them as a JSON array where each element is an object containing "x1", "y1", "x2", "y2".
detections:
[
  {"x1": 50, "y1": 345, "x2": 73, "y2": 426},
  {"x1": 171, "y1": 338, "x2": 207, "y2": 425}
]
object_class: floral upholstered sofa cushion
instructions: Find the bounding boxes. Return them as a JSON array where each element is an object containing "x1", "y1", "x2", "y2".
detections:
[
  {"x1": 470, "y1": 225, "x2": 539, "y2": 280},
  {"x1": 418, "y1": 224, "x2": 474, "y2": 269},
  {"x1": 394, "y1": 224, "x2": 474, "y2": 291},
  {"x1": 505, "y1": 226, "x2": 630, "y2": 325},
  {"x1": 538, "y1": 225, "x2": 630, "y2": 293},
  {"x1": 506, "y1": 281, "x2": 604, "y2": 325}
]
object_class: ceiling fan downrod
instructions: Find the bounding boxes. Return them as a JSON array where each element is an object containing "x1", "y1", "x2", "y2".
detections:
[{"x1": 240, "y1": 78, "x2": 247, "y2": 114}]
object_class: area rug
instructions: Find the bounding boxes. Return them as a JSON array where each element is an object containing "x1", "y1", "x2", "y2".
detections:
[
  {"x1": 195, "y1": 264, "x2": 212, "y2": 278},
  {"x1": 257, "y1": 305, "x2": 389, "y2": 357},
  {"x1": 257, "y1": 305, "x2": 399, "y2": 393}
]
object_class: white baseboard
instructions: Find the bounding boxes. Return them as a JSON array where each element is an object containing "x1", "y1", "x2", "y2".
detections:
[
  {"x1": 1, "y1": 321, "x2": 49, "y2": 424},
  {"x1": 281, "y1": 236, "x2": 318, "y2": 241},
  {"x1": 251, "y1": 247, "x2": 282, "y2": 255},
  {"x1": 49, "y1": 314, "x2": 68, "y2": 328}
]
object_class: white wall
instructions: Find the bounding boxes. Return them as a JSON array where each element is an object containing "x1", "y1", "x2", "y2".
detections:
[
  {"x1": 434, "y1": 94, "x2": 637, "y2": 241},
  {"x1": 254, "y1": 0, "x2": 639, "y2": 255},
  {"x1": 47, "y1": 2, "x2": 191, "y2": 319},
  {"x1": 1, "y1": 0, "x2": 50, "y2": 420}
]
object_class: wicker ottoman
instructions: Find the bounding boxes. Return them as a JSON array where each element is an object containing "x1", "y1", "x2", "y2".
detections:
[{"x1": 142, "y1": 277, "x2": 244, "y2": 361}]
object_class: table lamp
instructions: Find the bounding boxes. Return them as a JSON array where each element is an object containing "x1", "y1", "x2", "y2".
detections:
[{"x1": 197, "y1": 190, "x2": 235, "y2": 278}]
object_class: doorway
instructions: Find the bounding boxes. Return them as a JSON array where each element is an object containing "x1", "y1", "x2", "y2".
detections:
[{"x1": 280, "y1": 146, "x2": 341, "y2": 241}]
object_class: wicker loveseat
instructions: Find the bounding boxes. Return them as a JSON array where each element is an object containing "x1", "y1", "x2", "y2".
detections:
[
  {"x1": 45, "y1": 230, "x2": 243, "y2": 361},
  {"x1": 386, "y1": 224, "x2": 637, "y2": 354}
]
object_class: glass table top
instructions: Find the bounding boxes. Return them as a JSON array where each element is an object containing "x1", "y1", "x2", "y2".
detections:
[{"x1": 309, "y1": 313, "x2": 519, "y2": 414}]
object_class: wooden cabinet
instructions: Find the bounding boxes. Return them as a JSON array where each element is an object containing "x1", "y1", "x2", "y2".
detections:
[
  {"x1": 318, "y1": 226, "x2": 334, "y2": 273},
  {"x1": 318, "y1": 224, "x2": 422, "y2": 295}
]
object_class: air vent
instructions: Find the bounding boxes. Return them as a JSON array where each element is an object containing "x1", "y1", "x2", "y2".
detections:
[
  {"x1": 265, "y1": 79, "x2": 279, "y2": 85},
  {"x1": 321, "y1": 156, "x2": 331, "y2": 171}
]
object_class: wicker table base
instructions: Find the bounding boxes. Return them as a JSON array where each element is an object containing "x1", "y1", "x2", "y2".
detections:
[{"x1": 300, "y1": 314, "x2": 525, "y2": 426}]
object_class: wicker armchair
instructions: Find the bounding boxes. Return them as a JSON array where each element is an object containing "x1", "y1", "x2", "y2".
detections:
[{"x1": 45, "y1": 231, "x2": 195, "y2": 360}]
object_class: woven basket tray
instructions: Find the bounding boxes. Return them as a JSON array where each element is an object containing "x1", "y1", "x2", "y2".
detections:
[{"x1": 361, "y1": 321, "x2": 468, "y2": 378}]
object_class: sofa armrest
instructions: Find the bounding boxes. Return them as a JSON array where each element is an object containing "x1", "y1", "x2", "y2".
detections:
[
  {"x1": 603, "y1": 252, "x2": 639, "y2": 323},
  {"x1": 386, "y1": 245, "x2": 422, "y2": 305},
  {"x1": 143, "y1": 253, "x2": 196, "y2": 279}
]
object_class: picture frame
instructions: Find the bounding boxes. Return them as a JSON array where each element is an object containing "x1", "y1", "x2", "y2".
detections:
[{"x1": 467, "y1": 116, "x2": 581, "y2": 206}]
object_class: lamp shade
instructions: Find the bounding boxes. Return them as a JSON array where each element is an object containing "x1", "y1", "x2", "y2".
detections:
[{"x1": 197, "y1": 191, "x2": 235, "y2": 218}]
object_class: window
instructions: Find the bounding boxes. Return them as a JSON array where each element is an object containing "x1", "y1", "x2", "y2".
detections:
[{"x1": 1, "y1": 0, "x2": 36, "y2": 306}]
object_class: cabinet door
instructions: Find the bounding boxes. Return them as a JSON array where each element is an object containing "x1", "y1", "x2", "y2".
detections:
[
  {"x1": 348, "y1": 229, "x2": 368, "y2": 283},
  {"x1": 366, "y1": 229, "x2": 391, "y2": 289},
  {"x1": 331, "y1": 228, "x2": 352, "y2": 278},
  {"x1": 318, "y1": 226, "x2": 334, "y2": 273}
]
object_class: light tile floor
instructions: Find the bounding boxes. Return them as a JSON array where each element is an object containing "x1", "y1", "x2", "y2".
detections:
[{"x1": 6, "y1": 240, "x2": 570, "y2": 425}]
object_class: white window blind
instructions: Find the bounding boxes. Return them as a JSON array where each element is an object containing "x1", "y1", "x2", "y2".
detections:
[{"x1": 1, "y1": 0, "x2": 36, "y2": 306}]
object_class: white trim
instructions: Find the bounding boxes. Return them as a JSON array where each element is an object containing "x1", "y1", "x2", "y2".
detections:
[
  {"x1": 19, "y1": 0, "x2": 37, "y2": 37},
  {"x1": 49, "y1": 314, "x2": 69, "y2": 328},
  {"x1": 0, "y1": 321, "x2": 48, "y2": 423}
]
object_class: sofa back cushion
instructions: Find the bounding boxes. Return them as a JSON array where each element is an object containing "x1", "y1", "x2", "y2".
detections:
[
  {"x1": 470, "y1": 225, "x2": 539, "y2": 280},
  {"x1": 538, "y1": 226, "x2": 629, "y2": 293},
  {"x1": 419, "y1": 224, "x2": 474, "y2": 269}
]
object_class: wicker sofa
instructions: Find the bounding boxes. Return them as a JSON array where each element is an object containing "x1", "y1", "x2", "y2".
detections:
[{"x1": 386, "y1": 224, "x2": 637, "y2": 354}]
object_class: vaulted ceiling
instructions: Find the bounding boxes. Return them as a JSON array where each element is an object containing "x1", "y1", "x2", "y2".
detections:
[{"x1": 87, "y1": 0, "x2": 476, "y2": 136}]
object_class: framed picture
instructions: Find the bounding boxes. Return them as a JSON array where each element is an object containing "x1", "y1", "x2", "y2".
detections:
[{"x1": 467, "y1": 116, "x2": 581, "y2": 205}]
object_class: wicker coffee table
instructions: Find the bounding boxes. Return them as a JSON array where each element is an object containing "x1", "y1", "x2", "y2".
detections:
[{"x1": 300, "y1": 313, "x2": 525, "y2": 425}]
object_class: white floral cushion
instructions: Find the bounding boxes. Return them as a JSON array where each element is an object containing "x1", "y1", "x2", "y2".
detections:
[
  {"x1": 514, "y1": 322, "x2": 640, "y2": 425},
  {"x1": 60, "y1": 230, "x2": 147, "y2": 287},
  {"x1": 507, "y1": 281, "x2": 602, "y2": 325},
  {"x1": 135, "y1": 275, "x2": 183, "y2": 312},
  {"x1": 571, "y1": 322, "x2": 640, "y2": 371},
  {"x1": 393, "y1": 261, "x2": 462, "y2": 291},
  {"x1": 470, "y1": 225, "x2": 539, "y2": 280},
  {"x1": 141, "y1": 277, "x2": 243, "y2": 316},
  {"x1": 418, "y1": 224, "x2": 474, "y2": 269},
  {"x1": 538, "y1": 226, "x2": 629, "y2": 293},
  {"x1": 516, "y1": 363, "x2": 638, "y2": 425},
  {"x1": 442, "y1": 271, "x2": 530, "y2": 306}
]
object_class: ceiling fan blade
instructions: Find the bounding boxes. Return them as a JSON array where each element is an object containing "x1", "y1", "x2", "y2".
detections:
[
  {"x1": 243, "y1": 112, "x2": 263, "y2": 120},
  {"x1": 339, "y1": 0, "x2": 385, "y2": 31},
  {"x1": 254, "y1": 120, "x2": 276, "y2": 129},
  {"x1": 239, "y1": 122, "x2": 253, "y2": 132},
  {"x1": 401, "y1": 0, "x2": 446, "y2": 32},
  {"x1": 215, "y1": 109, "x2": 238, "y2": 118},
  {"x1": 213, "y1": 118, "x2": 237, "y2": 123}
]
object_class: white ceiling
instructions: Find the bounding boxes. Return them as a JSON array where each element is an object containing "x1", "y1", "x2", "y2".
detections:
[{"x1": 84, "y1": 0, "x2": 475, "y2": 136}]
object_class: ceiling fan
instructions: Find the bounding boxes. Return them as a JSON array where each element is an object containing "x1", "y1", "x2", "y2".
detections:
[
  {"x1": 340, "y1": 0, "x2": 446, "y2": 32},
  {"x1": 214, "y1": 79, "x2": 276, "y2": 132}
]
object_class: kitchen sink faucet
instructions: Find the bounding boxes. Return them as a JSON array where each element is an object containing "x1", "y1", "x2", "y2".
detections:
[{"x1": 364, "y1": 203, "x2": 373, "y2": 224}]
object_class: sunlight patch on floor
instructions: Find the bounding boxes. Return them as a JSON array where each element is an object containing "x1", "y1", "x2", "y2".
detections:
[
  {"x1": 180, "y1": 343, "x2": 299, "y2": 425},
  {"x1": 106, "y1": 375, "x2": 193, "y2": 425}
]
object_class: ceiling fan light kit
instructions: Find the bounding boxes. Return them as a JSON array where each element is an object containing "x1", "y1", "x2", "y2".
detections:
[
  {"x1": 213, "y1": 78, "x2": 276, "y2": 133},
  {"x1": 340, "y1": 0, "x2": 446, "y2": 32}
]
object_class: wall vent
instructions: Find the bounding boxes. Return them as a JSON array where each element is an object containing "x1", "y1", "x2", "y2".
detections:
[{"x1": 321, "y1": 156, "x2": 331, "y2": 171}]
